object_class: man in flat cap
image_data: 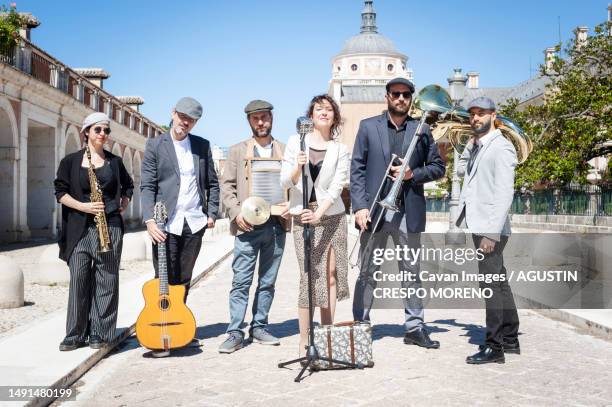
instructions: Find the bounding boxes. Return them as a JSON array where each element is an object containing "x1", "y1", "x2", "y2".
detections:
[
  {"x1": 141, "y1": 97, "x2": 220, "y2": 317},
  {"x1": 218, "y1": 99, "x2": 289, "y2": 353},
  {"x1": 456, "y1": 97, "x2": 519, "y2": 364},
  {"x1": 350, "y1": 77, "x2": 445, "y2": 349}
]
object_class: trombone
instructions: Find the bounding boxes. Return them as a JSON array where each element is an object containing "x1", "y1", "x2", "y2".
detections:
[
  {"x1": 349, "y1": 84, "x2": 452, "y2": 267},
  {"x1": 348, "y1": 84, "x2": 533, "y2": 267}
]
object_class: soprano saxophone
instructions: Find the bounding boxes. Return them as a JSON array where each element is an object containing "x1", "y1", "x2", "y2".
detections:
[{"x1": 85, "y1": 144, "x2": 111, "y2": 252}]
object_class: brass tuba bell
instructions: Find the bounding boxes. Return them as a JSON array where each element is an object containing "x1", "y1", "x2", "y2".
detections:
[{"x1": 410, "y1": 85, "x2": 533, "y2": 163}]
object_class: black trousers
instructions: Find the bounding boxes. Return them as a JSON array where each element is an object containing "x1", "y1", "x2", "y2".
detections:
[
  {"x1": 153, "y1": 219, "x2": 205, "y2": 299},
  {"x1": 473, "y1": 234, "x2": 520, "y2": 349},
  {"x1": 66, "y1": 224, "x2": 123, "y2": 343}
]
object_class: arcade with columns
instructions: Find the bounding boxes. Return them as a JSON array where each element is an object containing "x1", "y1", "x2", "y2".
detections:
[{"x1": 0, "y1": 16, "x2": 163, "y2": 243}]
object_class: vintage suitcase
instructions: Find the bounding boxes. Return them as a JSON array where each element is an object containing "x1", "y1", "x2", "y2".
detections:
[{"x1": 312, "y1": 321, "x2": 374, "y2": 369}]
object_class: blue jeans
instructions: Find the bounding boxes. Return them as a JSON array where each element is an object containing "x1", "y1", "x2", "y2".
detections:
[{"x1": 227, "y1": 220, "x2": 286, "y2": 333}]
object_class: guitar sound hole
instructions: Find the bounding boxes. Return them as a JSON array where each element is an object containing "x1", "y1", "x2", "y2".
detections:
[{"x1": 159, "y1": 298, "x2": 170, "y2": 310}]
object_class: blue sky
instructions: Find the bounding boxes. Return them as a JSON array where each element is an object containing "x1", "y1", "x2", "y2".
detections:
[{"x1": 14, "y1": 0, "x2": 610, "y2": 147}]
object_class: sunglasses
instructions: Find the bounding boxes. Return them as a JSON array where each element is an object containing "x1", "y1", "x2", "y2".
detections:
[
  {"x1": 388, "y1": 91, "x2": 412, "y2": 100},
  {"x1": 92, "y1": 126, "x2": 111, "y2": 135}
]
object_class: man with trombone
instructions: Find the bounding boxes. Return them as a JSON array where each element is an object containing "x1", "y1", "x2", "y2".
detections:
[{"x1": 350, "y1": 77, "x2": 445, "y2": 348}]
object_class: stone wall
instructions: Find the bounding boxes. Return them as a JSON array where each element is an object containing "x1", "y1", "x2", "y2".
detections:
[{"x1": 426, "y1": 212, "x2": 612, "y2": 233}]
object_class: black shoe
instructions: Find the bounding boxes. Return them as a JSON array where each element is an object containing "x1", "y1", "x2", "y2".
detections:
[
  {"x1": 187, "y1": 338, "x2": 202, "y2": 348},
  {"x1": 59, "y1": 338, "x2": 87, "y2": 351},
  {"x1": 479, "y1": 340, "x2": 521, "y2": 355},
  {"x1": 503, "y1": 339, "x2": 521, "y2": 355},
  {"x1": 467, "y1": 345, "x2": 505, "y2": 364},
  {"x1": 403, "y1": 329, "x2": 440, "y2": 349},
  {"x1": 88, "y1": 335, "x2": 105, "y2": 349}
]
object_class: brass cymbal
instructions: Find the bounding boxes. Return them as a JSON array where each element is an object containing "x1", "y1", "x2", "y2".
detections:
[{"x1": 241, "y1": 196, "x2": 270, "y2": 226}]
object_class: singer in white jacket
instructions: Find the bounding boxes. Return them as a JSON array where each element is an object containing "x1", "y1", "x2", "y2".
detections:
[{"x1": 280, "y1": 94, "x2": 350, "y2": 358}]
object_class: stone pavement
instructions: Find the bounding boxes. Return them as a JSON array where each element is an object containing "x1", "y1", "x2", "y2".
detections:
[
  {"x1": 0, "y1": 229, "x2": 233, "y2": 407},
  {"x1": 68, "y1": 234, "x2": 612, "y2": 407}
]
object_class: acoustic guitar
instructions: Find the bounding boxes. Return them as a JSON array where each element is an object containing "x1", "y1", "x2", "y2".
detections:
[{"x1": 136, "y1": 202, "x2": 196, "y2": 351}]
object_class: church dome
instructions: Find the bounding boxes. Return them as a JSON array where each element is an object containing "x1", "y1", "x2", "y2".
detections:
[
  {"x1": 338, "y1": 32, "x2": 404, "y2": 57},
  {"x1": 335, "y1": 0, "x2": 406, "y2": 59}
]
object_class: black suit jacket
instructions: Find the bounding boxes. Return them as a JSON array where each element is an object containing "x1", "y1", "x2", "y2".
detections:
[
  {"x1": 54, "y1": 149, "x2": 134, "y2": 262},
  {"x1": 140, "y1": 132, "x2": 220, "y2": 223},
  {"x1": 350, "y1": 112, "x2": 445, "y2": 233}
]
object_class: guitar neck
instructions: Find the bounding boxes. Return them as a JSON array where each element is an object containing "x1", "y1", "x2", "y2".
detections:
[{"x1": 157, "y1": 221, "x2": 168, "y2": 295}]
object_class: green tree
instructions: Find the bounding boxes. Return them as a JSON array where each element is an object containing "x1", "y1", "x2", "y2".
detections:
[
  {"x1": 0, "y1": 4, "x2": 24, "y2": 50},
  {"x1": 499, "y1": 21, "x2": 612, "y2": 187}
]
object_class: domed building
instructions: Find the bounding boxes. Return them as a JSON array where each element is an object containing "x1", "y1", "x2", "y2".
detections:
[{"x1": 329, "y1": 0, "x2": 413, "y2": 151}]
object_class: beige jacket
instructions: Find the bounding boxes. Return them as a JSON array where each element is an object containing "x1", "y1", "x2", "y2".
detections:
[{"x1": 221, "y1": 137, "x2": 288, "y2": 236}]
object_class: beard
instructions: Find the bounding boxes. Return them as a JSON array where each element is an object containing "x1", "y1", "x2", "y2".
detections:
[
  {"x1": 251, "y1": 126, "x2": 271, "y2": 138},
  {"x1": 388, "y1": 102, "x2": 410, "y2": 117},
  {"x1": 473, "y1": 118, "x2": 492, "y2": 135}
]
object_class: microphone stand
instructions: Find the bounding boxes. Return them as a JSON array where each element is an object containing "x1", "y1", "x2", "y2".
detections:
[{"x1": 278, "y1": 118, "x2": 357, "y2": 382}]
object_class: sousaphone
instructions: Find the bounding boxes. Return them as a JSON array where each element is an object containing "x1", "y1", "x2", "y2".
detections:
[{"x1": 410, "y1": 85, "x2": 533, "y2": 163}]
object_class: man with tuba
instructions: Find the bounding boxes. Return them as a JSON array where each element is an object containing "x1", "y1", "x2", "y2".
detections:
[
  {"x1": 351, "y1": 78, "x2": 445, "y2": 349},
  {"x1": 219, "y1": 100, "x2": 289, "y2": 353},
  {"x1": 456, "y1": 97, "x2": 520, "y2": 364}
]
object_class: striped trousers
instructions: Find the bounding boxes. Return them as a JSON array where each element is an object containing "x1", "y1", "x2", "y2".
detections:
[{"x1": 65, "y1": 224, "x2": 123, "y2": 343}]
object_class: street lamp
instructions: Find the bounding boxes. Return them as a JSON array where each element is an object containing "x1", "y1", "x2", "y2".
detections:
[{"x1": 445, "y1": 68, "x2": 467, "y2": 244}]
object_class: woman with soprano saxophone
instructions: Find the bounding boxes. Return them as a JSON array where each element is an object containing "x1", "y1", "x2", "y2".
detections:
[{"x1": 54, "y1": 112, "x2": 133, "y2": 351}]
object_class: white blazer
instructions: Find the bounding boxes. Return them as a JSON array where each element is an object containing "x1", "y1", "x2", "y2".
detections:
[
  {"x1": 280, "y1": 134, "x2": 350, "y2": 216},
  {"x1": 456, "y1": 129, "x2": 517, "y2": 241}
]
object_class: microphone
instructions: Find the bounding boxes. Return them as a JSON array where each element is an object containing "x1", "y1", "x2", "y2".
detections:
[{"x1": 296, "y1": 117, "x2": 314, "y2": 139}]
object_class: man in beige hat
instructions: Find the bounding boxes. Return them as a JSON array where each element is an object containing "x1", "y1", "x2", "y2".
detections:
[{"x1": 218, "y1": 99, "x2": 289, "y2": 353}]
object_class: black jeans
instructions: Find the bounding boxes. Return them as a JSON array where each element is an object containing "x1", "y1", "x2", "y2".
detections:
[
  {"x1": 153, "y1": 219, "x2": 205, "y2": 299},
  {"x1": 473, "y1": 234, "x2": 520, "y2": 349}
]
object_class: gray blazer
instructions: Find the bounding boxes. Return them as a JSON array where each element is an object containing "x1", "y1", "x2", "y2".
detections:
[
  {"x1": 456, "y1": 129, "x2": 517, "y2": 241},
  {"x1": 140, "y1": 132, "x2": 220, "y2": 223}
]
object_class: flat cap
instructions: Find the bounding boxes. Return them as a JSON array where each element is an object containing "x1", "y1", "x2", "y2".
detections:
[
  {"x1": 175, "y1": 97, "x2": 203, "y2": 120},
  {"x1": 81, "y1": 112, "x2": 110, "y2": 133},
  {"x1": 244, "y1": 99, "x2": 273, "y2": 115},
  {"x1": 385, "y1": 77, "x2": 415, "y2": 94},
  {"x1": 467, "y1": 96, "x2": 496, "y2": 112}
]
